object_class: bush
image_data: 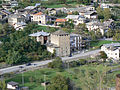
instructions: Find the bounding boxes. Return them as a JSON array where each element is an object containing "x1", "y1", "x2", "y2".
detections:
[{"x1": 48, "y1": 57, "x2": 63, "y2": 70}]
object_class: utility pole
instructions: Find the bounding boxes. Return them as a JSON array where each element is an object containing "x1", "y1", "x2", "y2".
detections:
[
  {"x1": 20, "y1": 67, "x2": 24, "y2": 86},
  {"x1": 44, "y1": 75, "x2": 46, "y2": 90},
  {"x1": 68, "y1": 62, "x2": 70, "y2": 72},
  {"x1": 22, "y1": 71, "x2": 24, "y2": 86},
  {"x1": 34, "y1": 64, "x2": 37, "y2": 78}
]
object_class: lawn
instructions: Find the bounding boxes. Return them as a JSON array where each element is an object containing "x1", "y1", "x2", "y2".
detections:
[
  {"x1": 90, "y1": 40, "x2": 120, "y2": 48},
  {"x1": 33, "y1": 25, "x2": 58, "y2": 33},
  {"x1": 6, "y1": 64, "x2": 119, "y2": 90},
  {"x1": 40, "y1": 0, "x2": 78, "y2": 8}
]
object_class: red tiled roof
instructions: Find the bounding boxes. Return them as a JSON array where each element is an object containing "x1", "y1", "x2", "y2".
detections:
[
  {"x1": 67, "y1": 12, "x2": 72, "y2": 15},
  {"x1": 55, "y1": 19, "x2": 66, "y2": 22},
  {"x1": 34, "y1": 12, "x2": 43, "y2": 15}
]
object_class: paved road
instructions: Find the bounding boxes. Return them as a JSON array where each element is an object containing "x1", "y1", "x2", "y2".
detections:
[{"x1": 0, "y1": 49, "x2": 100, "y2": 75}]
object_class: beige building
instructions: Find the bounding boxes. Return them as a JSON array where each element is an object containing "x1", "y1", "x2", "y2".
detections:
[
  {"x1": 8, "y1": 14, "x2": 25, "y2": 26},
  {"x1": 47, "y1": 30, "x2": 70, "y2": 56},
  {"x1": 31, "y1": 12, "x2": 56, "y2": 24}
]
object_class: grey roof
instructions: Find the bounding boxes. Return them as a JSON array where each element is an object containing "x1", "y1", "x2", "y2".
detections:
[
  {"x1": 52, "y1": 30, "x2": 69, "y2": 35},
  {"x1": 0, "y1": 10, "x2": 11, "y2": 15},
  {"x1": 84, "y1": 11, "x2": 97, "y2": 15},
  {"x1": 66, "y1": 15, "x2": 79, "y2": 20},
  {"x1": 10, "y1": 1, "x2": 18, "y2": 4},
  {"x1": 86, "y1": 21, "x2": 103, "y2": 26},
  {"x1": 29, "y1": 31, "x2": 50, "y2": 37},
  {"x1": 16, "y1": 22, "x2": 26, "y2": 25},
  {"x1": 35, "y1": 3, "x2": 41, "y2": 7},
  {"x1": 0, "y1": 12, "x2": 4, "y2": 15},
  {"x1": 8, "y1": 14, "x2": 25, "y2": 18},
  {"x1": 7, "y1": 81, "x2": 19, "y2": 86},
  {"x1": 25, "y1": 6, "x2": 36, "y2": 10}
]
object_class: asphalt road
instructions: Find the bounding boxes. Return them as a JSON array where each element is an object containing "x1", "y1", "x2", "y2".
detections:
[{"x1": 0, "y1": 49, "x2": 100, "y2": 75}]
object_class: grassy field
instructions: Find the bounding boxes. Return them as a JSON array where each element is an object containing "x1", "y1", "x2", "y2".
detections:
[
  {"x1": 40, "y1": 0, "x2": 79, "y2": 8},
  {"x1": 6, "y1": 64, "x2": 120, "y2": 90},
  {"x1": 33, "y1": 25, "x2": 58, "y2": 33},
  {"x1": 90, "y1": 40, "x2": 120, "y2": 48}
]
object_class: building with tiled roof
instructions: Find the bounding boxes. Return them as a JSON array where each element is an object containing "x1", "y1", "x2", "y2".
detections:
[
  {"x1": 55, "y1": 18, "x2": 66, "y2": 22},
  {"x1": 55, "y1": 18, "x2": 66, "y2": 26},
  {"x1": 34, "y1": 12, "x2": 43, "y2": 15},
  {"x1": 31, "y1": 12, "x2": 56, "y2": 24}
]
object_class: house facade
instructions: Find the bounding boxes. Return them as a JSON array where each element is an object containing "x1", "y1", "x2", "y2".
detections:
[
  {"x1": 70, "y1": 34, "x2": 88, "y2": 52},
  {"x1": 8, "y1": 14, "x2": 25, "y2": 26},
  {"x1": 29, "y1": 31, "x2": 50, "y2": 45},
  {"x1": 31, "y1": 12, "x2": 56, "y2": 24},
  {"x1": 55, "y1": 18, "x2": 66, "y2": 26},
  {"x1": 66, "y1": 15, "x2": 86, "y2": 25},
  {"x1": 101, "y1": 43, "x2": 120, "y2": 60}
]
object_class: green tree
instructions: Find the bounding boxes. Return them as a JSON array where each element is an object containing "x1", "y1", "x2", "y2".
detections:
[
  {"x1": 113, "y1": 32, "x2": 120, "y2": 41},
  {"x1": 59, "y1": 0, "x2": 67, "y2": 4},
  {"x1": 96, "y1": 30, "x2": 102, "y2": 39},
  {"x1": 96, "y1": 6, "x2": 104, "y2": 19},
  {"x1": 47, "y1": 74, "x2": 71, "y2": 90},
  {"x1": 1, "y1": 23, "x2": 15, "y2": 35},
  {"x1": 0, "y1": 80, "x2": 6, "y2": 90},
  {"x1": 103, "y1": 8, "x2": 111, "y2": 20},
  {"x1": 48, "y1": 57, "x2": 63, "y2": 70},
  {"x1": 90, "y1": 31, "x2": 97, "y2": 40},
  {"x1": 106, "y1": 28, "x2": 113, "y2": 38},
  {"x1": 99, "y1": 51, "x2": 107, "y2": 60},
  {"x1": 6, "y1": 50, "x2": 27, "y2": 65}
]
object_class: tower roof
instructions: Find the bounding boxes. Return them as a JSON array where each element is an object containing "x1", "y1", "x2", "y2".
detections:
[{"x1": 52, "y1": 30, "x2": 69, "y2": 35}]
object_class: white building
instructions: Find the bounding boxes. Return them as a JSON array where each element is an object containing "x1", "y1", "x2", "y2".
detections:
[
  {"x1": 14, "y1": 22, "x2": 26, "y2": 30},
  {"x1": 101, "y1": 43, "x2": 120, "y2": 60},
  {"x1": 7, "y1": 81, "x2": 19, "y2": 90},
  {"x1": 100, "y1": 3, "x2": 110, "y2": 9},
  {"x1": 66, "y1": 15, "x2": 86, "y2": 25},
  {"x1": 84, "y1": 11, "x2": 97, "y2": 19},
  {"x1": 86, "y1": 21, "x2": 102, "y2": 31},
  {"x1": 9, "y1": 1, "x2": 18, "y2": 7}
]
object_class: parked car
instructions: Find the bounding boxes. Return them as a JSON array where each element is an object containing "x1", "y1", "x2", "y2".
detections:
[
  {"x1": 26, "y1": 63, "x2": 32, "y2": 66},
  {"x1": 19, "y1": 66, "x2": 24, "y2": 68}
]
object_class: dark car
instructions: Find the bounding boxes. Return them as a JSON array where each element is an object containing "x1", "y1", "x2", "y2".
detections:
[
  {"x1": 26, "y1": 63, "x2": 32, "y2": 66},
  {"x1": 19, "y1": 66, "x2": 24, "y2": 68},
  {"x1": 69, "y1": 54, "x2": 72, "y2": 57}
]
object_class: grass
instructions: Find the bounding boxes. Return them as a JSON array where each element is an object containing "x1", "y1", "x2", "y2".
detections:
[
  {"x1": 41, "y1": 0, "x2": 78, "y2": 8},
  {"x1": 6, "y1": 64, "x2": 119, "y2": 90},
  {"x1": 90, "y1": 40, "x2": 120, "y2": 48},
  {"x1": 33, "y1": 25, "x2": 58, "y2": 33}
]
